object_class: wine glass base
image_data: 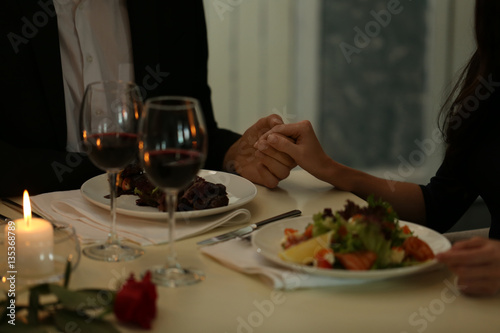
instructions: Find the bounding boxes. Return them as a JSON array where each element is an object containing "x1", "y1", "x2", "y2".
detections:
[
  {"x1": 147, "y1": 265, "x2": 205, "y2": 287},
  {"x1": 83, "y1": 243, "x2": 144, "y2": 262}
]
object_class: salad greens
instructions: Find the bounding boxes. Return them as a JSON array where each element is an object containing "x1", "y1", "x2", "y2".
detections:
[{"x1": 310, "y1": 196, "x2": 415, "y2": 269}]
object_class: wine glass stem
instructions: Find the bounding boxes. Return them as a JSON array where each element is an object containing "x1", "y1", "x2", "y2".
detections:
[
  {"x1": 107, "y1": 171, "x2": 119, "y2": 245},
  {"x1": 165, "y1": 190, "x2": 179, "y2": 268}
]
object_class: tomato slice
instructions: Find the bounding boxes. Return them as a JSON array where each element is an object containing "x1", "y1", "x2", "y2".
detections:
[
  {"x1": 314, "y1": 248, "x2": 334, "y2": 269},
  {"x1": 303, "y1": 224, "x2": 313, "y2": 238},
  {"x1": 401, "y1": 225, "x2": 412, "y2": 235}
]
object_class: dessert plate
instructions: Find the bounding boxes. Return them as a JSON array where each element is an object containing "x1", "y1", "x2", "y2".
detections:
[{"x1": 81, "y1": 170, "x2": 257, "y2": 220}]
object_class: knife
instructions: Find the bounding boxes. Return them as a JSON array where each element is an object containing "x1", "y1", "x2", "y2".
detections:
[
  {"x1": 1, "y1": 198, "x2": 64, "y2": 229},
  {"x1": 1, "y1": 198, "x2": 45, "y2": 219},
  {"x1": 0, "y1": 213, "x2": 12, "y2": 224},
  {"x1": 197, "y1": 209, "x2": 302, "y2": 246}
]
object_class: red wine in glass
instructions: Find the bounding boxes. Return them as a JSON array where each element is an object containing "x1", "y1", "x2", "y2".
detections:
[
  {"x1": 86, "y1": 133, "x2": 138, "y2": 170},
  {"x1": 143, "y1": 149, "x2": 203, "y2": 189}
]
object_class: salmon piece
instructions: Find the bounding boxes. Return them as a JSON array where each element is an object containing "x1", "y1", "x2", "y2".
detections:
[
  {"x1": 335, "y1": 251, "x2": 377, "y2": 270},
  {"x1": 402, "y1": 236, "x2": 435, "y2": 261}
]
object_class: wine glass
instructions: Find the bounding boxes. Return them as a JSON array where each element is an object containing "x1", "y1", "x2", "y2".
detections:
[
  {"x1": 138, "y1": 96, "x2": 207, "y2": 287},
  {"x1": 80, "y1": 80, "x2": 144, "y2": 261}
]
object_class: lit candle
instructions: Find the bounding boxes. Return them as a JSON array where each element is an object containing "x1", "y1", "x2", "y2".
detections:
[{"x1": 8, "y1": 191, "x2": 54, "y2": 276}]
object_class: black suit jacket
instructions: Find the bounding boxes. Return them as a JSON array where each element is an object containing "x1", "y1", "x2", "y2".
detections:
[{"x1": 0, "y1": 0, "x2": 240, "y2": 196}]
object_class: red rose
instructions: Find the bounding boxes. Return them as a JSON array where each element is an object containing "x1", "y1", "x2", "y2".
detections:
[{"x1": 114, "y1": 271, "x2": 158, "y2": 329}]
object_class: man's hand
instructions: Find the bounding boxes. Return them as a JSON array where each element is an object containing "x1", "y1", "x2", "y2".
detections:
[{"x1": 223, "y1": 114, "x2": 296, "y2": 188}]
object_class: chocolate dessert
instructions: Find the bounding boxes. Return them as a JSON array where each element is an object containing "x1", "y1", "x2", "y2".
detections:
[{"x1": 113, "y1": 163, "x2": 229, "y2": 212}]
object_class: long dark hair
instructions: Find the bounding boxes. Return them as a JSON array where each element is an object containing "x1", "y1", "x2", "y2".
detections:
[{"x1": 439, "y1": 0, "x2": 500, "y2": 157}]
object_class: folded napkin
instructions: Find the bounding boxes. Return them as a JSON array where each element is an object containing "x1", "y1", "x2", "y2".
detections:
[
  {"x1": 201, "y1": 238, "x2": 365, "y2": 290},
  {"x1": 444, "y1": 228, "x2": 490, "y2": 244},
  {"x1": 31, "y1": 190, "x2": 250, "y2": 246}
]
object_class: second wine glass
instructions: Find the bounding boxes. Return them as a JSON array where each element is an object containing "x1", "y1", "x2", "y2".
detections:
[{"x1": 139, "y1": 96, "x2": 207, "y2": 287}]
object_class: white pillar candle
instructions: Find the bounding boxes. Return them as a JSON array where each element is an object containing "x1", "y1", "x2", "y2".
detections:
[
  {"x1": 5, "y1": 190, "x2": 55, "y2": 277},
  {"x1": 11, "y1": 217, "x2": 54, "y2": 276}
]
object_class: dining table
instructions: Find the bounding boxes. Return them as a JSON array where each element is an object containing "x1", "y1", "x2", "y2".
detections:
[{"x1": 1, "y1": 169, "x2": 499, "y2": 333}]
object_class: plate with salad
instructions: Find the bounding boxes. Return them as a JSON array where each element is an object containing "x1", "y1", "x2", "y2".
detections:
[{"x1": 252, "y1": 197, "x2": 451, "y2": 280}]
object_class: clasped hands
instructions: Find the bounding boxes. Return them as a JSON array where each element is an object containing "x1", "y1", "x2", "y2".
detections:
[
  {"x1": 223, "y1": 115, "x2": 322, "y2": 189},
  {"x1": 222, "y1": 114, "x2": 298, "y2": 188}
]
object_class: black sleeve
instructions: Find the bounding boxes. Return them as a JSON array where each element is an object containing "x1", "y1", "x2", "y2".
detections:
[
  {"x1": 128, "y1": 0, "x2": 242, "y2": 171},
  {"x1": 0, "y1": 141, "x2": 102, "y2": 197},
  {"x1": 188, "y1": 0, "x2": 241, "y2": 170},
  {"x1": 419, "y1": 157, "x2": 479, "y2": 234}
]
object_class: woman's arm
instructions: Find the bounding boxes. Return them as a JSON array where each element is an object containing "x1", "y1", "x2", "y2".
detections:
[{"x1": 255, "y1": 120, "x2": 426, "y2": 223}]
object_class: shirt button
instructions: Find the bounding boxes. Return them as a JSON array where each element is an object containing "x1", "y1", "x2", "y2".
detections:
[{"x1": 86, "y1": 55, "x2": 93, "y2": 63}]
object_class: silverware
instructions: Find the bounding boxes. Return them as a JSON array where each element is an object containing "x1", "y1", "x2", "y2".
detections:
[
  {"x1": 0, "y1": 213, "x2": 12, "y2": 224},
  {"x1": 197, "y1": 209, "x2": 302, "y2": 246},
  {"x1": 1, "y1": 198, "x2": 45, "y2": 219},
  {"x1": 1, "y1": 198, "x2": 63, "y2": 229}
]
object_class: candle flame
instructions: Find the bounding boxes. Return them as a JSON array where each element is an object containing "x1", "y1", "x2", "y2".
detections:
[
  {"x1": 187, "y1": 109, "x2": 197, "y2": 137},
  {"x1": 23, "y1": 190, "x2": 32, "y2": 226}
]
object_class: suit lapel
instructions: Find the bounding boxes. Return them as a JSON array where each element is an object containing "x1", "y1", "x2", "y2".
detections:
[
  {"x1": 19, "y1": 0, "x2": 67, "y2": 149},
  {"x1": 126, "y1": 0, "x2": 161, "y2": 100}
]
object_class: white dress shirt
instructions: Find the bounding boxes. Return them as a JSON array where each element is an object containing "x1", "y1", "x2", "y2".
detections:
[{"x1": 53, "y1": 0, "x2": 134, "y2": 152}]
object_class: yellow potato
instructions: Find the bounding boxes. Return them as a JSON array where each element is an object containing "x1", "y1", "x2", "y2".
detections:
[{"x1": 279, "y1": 231, "x2": 335, "y2": 265}]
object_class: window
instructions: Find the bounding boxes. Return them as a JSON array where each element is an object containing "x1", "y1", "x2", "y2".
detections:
[{"x1": 204, "y1": 0, "x2": 474, "y2": 184}]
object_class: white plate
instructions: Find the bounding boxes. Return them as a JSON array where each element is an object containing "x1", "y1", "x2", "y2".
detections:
[
  {"x1": 80, "y1": 170, "x2": 257, "y2": 220},
  {"x1": 252, "y1": 216, "x2": 452, "y2": 280}
]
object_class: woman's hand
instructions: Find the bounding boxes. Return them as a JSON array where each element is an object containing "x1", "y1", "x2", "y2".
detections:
[
  {"x1": 436, "y1": 237, "x2": 500, "y2": 296},
  {"x1": 254, "y1": 120, "x2": 334, "y2": 182},
  {"x1": 223, "y1": 114, "x2": 296, "y2": 188}
]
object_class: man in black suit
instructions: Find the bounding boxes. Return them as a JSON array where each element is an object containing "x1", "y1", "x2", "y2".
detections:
[{"x1": 0, "y1": 0, "x2": 294, "y2": 197}]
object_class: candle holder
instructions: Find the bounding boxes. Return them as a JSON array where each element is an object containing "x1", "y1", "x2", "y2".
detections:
[{"x1": 0, "y1": 221, "x2": 81, "y2": 289}]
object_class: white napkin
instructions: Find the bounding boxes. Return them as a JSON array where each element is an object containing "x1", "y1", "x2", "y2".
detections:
[
  {"x1": 200, "y1": 238, "x2": 365, "y2": 290},
  {"x1": 31, "y1": 190, "x2": 251, "y2": 246}
]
